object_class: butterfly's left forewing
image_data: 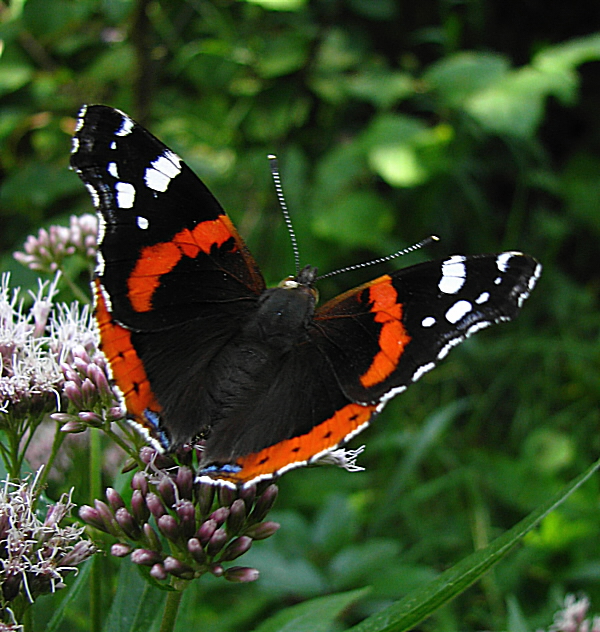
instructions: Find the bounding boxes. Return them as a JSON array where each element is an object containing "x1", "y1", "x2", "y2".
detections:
[{"x1": 311, "y1": 252, "x2": 541, "y2": 405}]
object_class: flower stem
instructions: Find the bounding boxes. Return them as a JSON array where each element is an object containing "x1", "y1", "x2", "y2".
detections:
[
  {"x1": 89, "y1": 428, "x2": 102, "y2": 632},
  {"x1": 33, "y1": 421, "x2": 67, "y2": 500},
  {"x1": 159, "y1": 588, "x2": 184, "y2": 632}
]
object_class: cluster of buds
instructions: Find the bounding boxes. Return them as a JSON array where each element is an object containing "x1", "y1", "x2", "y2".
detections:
[
  {"x1": 79, "y1": 454, "x2": 279, "y2": 584},
  {"x1": 13, "y1": 214, "x2": 97, "y2": 274},
  {"x1": 52, "y1": 345, "x2": 123, "y2": 434},
  {"x1": 0, "y1": 471, "x2": 96, "y2": 609}
]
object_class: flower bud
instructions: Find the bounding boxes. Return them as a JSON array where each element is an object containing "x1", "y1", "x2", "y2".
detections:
[
  {"x1": 77, "y1": 411, "x2": 103, "y2": 427},
  {"x1": 131, "y1": 549, "x2": 163, "y2": 567},
  {"x1": 196, "y1": 519, "x2": 217, "y2": 545},
  {"x1": 93, "y1": 500, "x2": 120, "y2": 536},
  {"x1": 196, "y1": 483, "x2": 215, "y2": 517},
  {"x1": 145, "y1": 493, "x2": 167, "y2": 520},
  {"x1": 131, "y1": 489, "x2": 150, "y2": 525},
  {"x1": 187, "y1": 538, "x2": 207, "y2": 565},
  {"x1": 218, "y1": 486, "x2": 236, "y2": 508},
  {"x1": 78, "y1": 505, "x2": 107, "y2": 532},
  {"x1": 105, "y1": 487, "x2": 125, "y2": 512},
  {"x1": 142, "y1": 523, "x2": 162, "y2": 552},
  {"x1": 157, "y1": 514, "x2": 180, "y2": 542},
  {"x1": 59, "y1": 419, "x2": 87, "y2": 433},
  {"x1": 150, "y1": 563, "x2": 167, "y2": 581},
  {"x1": 248, "y1": 484, "x2": 278, "y2": 523},
  {"x1": 158, "y1": 477, "x2": 176, "y2": 509},
  {"x1": 224, "y1": 566, "x2": 260, "y2": 583},
  {"x1": 226, "y1": 499, "x2": 246, "y2": 536},
  {"x1": 206, "y1": 528, "x2": 228, "y2": 557},
  {"x1": 111, "y1": 543, "x2": 132, "y2": 558},
  {"x1": 219, "y1": 536, "x2": 252, "y2": 562},
  {"x1": 176, "y1": 501, "x2": 196, "y2": 540},
  {"x1": 209, "y1": 507, "x2": 229, "y2": 527},
  {"x1": 176, "y1": 467, "x2": 194, "y2": 500},
  {"x1": 239, "y1": 485, "x2": 256, "y2": 512},
  {"x1": 243, "y1": 521, "x2": 280, "y2": 541},
  {"x1": 115, "y1": 507, "x2": 141, "y2": 539},
  {"x1": 131, "y1": 472, "x2": 149, "y2": 495},
  {"x1": 163, "y1": 556, "x2": 195, "y2": 579}
]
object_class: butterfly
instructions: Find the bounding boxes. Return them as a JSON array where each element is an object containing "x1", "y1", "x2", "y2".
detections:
[{"x1": 70, "y1": 105, "x2": 541, "y2": 487}]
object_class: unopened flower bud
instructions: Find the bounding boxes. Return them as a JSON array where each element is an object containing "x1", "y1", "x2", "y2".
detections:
[
  {"x1": 77, "y1": 411, "x2": 103, "y2": 427},
  {"x1": 115, "y1": 507, "x2": 141, "y2": 539},
  {"x1": 111, "y1": 543, "x2": 132, "y2": 558},
  {"x1": 219, "y1": 536, "x2": 252, "y2": 562},
  {"x1": 224, "y1": 566, "x2": 260, "y2": 583},
  {"x1": 145, "y1": 493, "x2": 167, "y2": 520},
  {"x1": 163, "y1": 556, "x2": 194, "y2": 579},
  {"x1": 157, "y1": 514, "x2": 180, "y2": 541},
  {"x1": 60, "y1": 419, "x2": 87, "y2": 433},
  {"x1": 249, "y1": 484, "x2": 278, "y2": 523},
  {"x1": 218, "y1": 486, "x2": 236, "y2": 508},
  {"x1": 196, "y1": 519, "x2": 217, "y2": 545},
  {"x1": 243, "y1": 521, "x2": 280, "y2": 540},
  {"x1": 226, "y1": 499, "x2": 246, "y2": 535},
  {"x1": 176, "y1": 467, "x2": 194, "y2": 500},
  {"x1": 79, "y1": 505, "x2": 107, "y2": 532},
  {"x1": 206, "y1": 528, "x2": 228, "y2": 557},
  {"x1": 105, "y1": 488, "x2": 125, "y2": 512},
  {"x1": 176, "y1": 501, "x2": 196, "y2": 540},
  {"x1": 209, "y1": 507, "x2": 229, "y2": 527},
  {"x1": 131, "y1": 489, "x2": 150, "y2": 524},
  {"x1": 187, "y1": 538, "x2": 207, "y2": 565},
  {"x1": 131, "y1": 549, "x2": 163, "y2": 567},
  {"x1": 157, "y1": 477, "x2": 176, "y2": 509},
  {"x1": 142, "y1": 523, "x2": 162, "y2": 552},
  {"x1": 131, "y1": 472, "x2": 148, "y2": 495},
  {"x1": 150, "y1": 563, "x2": 167, "y2": 581},
  {"x1": 196, "y1": 483, "x2": 215, "y2": 517},
  {"x1": 239, "y1": 485, "x2": 256, "y2": 512}
]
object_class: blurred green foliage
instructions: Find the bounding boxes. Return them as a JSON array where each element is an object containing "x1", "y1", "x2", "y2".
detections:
[{"x1": 1, "y1": 0, "x2": 599, "y2": 630}]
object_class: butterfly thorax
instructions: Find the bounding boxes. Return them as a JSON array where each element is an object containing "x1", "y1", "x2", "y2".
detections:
[{"x1": 241, "y1": 266, "x2": 318, "y2": 351}]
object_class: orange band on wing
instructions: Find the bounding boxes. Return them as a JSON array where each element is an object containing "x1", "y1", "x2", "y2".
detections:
[
  {"x1": 212, "y1": 401, "x2": 377, "y2": 486},
  {"x1": 359, "y1": 277, "x2": 410, "y2": 388},
  {"x1": 94, "y1": 279, "x2": 161, "y2": 418},
  {"x1": 127, "y1": 216, "x2": 237, "y2": 312}
]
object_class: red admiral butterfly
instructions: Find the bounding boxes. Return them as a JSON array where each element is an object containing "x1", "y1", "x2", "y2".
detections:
[{"x1": 70, "y1": 105, "x2": 541, "y2": 488}]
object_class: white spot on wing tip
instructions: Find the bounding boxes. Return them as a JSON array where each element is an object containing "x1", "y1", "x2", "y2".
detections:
[
  {"x1": 439, "y1": 255, "x2": 467, "y2": 295},
  {"x1": 116, "y1": 115, "x2": 134, "y2": 137},
  {"x1": 137, "y1": 216, "x2": 149, "y2": 230},
  {"x1": 421, "y1": 316, "x2": 436, "y2": 328}
]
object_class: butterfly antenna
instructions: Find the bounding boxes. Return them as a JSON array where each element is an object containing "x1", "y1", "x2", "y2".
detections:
[
  {"x1": 317, "y1": 235, "x2": 440, "y2": 280},
  {"x1": 269, "y1": 155, "x2": 301, "y2": 275}
]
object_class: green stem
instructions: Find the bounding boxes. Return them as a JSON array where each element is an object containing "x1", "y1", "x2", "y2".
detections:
[
  {"x1": 33, "y1": 421, "x2": 67, "y2": 499},
  {"x1": 159, "y1": 588, "x2": 184, "y2": 632},
  {"x1": 89, "y1": 428, "x2": 102, "y2": 632}
]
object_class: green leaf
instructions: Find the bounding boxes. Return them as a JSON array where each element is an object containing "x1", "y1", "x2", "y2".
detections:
[
  {"x1": 102, "y1": 558, "x2": 167, "y2": 632},
  {"x1": 243, "y1": 0, "x2": 307, "y2": 10},
  {"x1": 312, "y1": 190, "x2": 394, "y2": 248},
  {"x1": 252, "y1": 587, "x2": 370, "y2": 632},
  {"x1": 346, "y1": 456, "x2": 600, "y2": 632},
  {"x1": 44, "y1": 559, "x2": 92, "y2": 632},
  {"x1": 424, "y1": 51, "x2": 510, "y2": 107}
]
